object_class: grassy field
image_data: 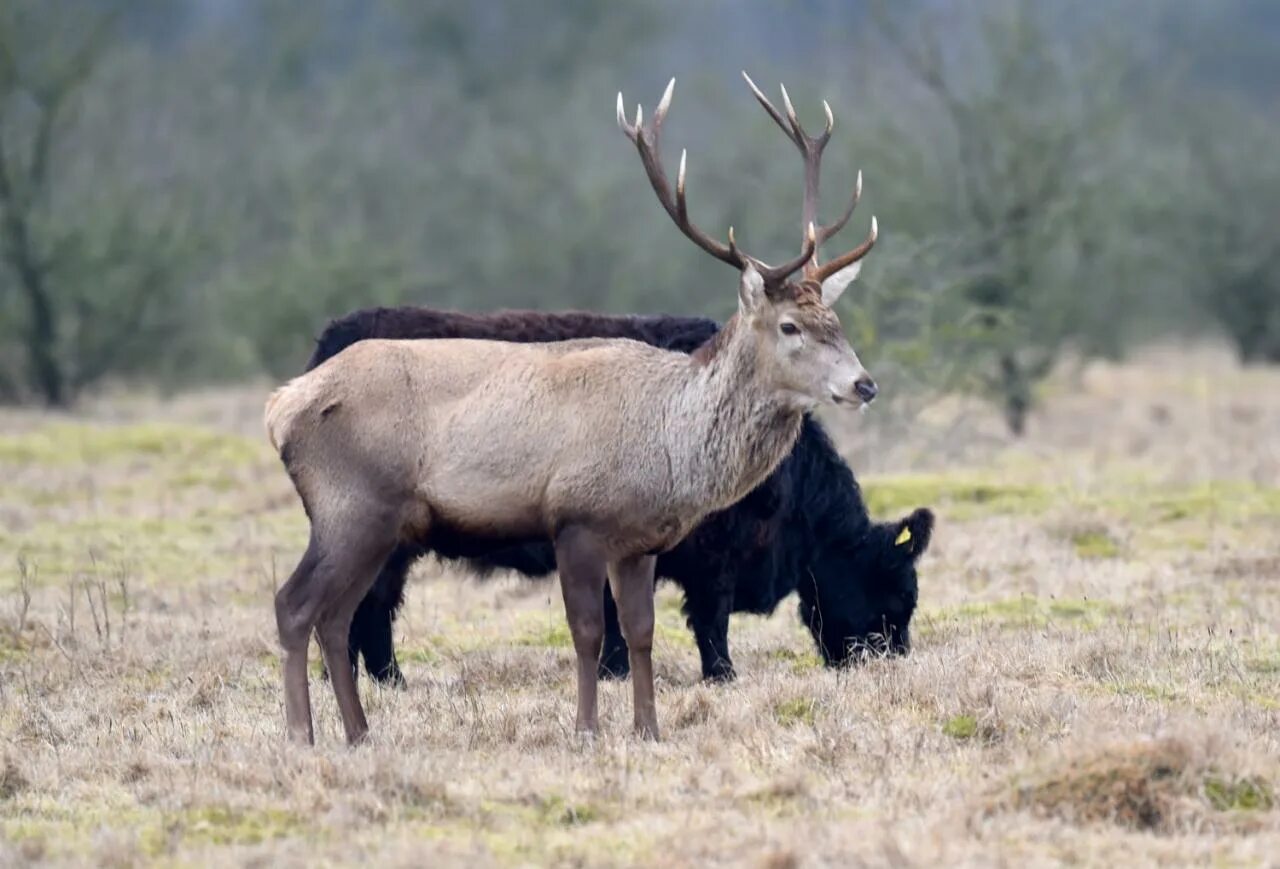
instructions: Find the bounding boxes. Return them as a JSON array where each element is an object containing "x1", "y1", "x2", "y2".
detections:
[{"x1": 1, "y1": 345, "x2": 1278, "y2": 867}]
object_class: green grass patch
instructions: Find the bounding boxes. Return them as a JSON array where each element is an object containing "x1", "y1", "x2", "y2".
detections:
[
  {"x1": 656, "y1": 591, "x2": 685, "y2": 618},
  {"x1": 2, "y1": 801, "x2": 305, "y2": 861},
  {"x1": 0, "y1": 419, "x2": 302, "y2": 592},
  {"x1": 1070, "y1": 528, "x2": 1122, "y2": 559},
  {"x1": 2, "y1": 515, "x2": 241, "y2": 590},
  {"x1": 1106, "y1": 681, "x2": 1183, "y2": 702},
  {"x1": 514, "y1": 619, "x2": 573, "y2": 649},
  {"x1": 0, "y1": 422, "x2": 263, "y2": 468},
  {"x1": 773, "y1": 697, "x2": 817, "y2": 727},
  {"x1": 1203, "y1": 776, "x2": 1274, "y2": 812},
  {"x1": 1109, "y1": 482, "x2": 1280, "y2": 525},
  {"x1": 942, "y1": 714, "x2": 978, "y2": 740},
  {"x1": 767, "y1": 646, "x2": 821, "y2": 673},
  {"x1": 399, "y1": 646, "x2": 444, "y2": 666},
  {"x1": 0, "y1": 497, "x2": 307, "y2": 591},
  {"x1": 654, "y1": 621, "x2": 696, "y2": 650},
  {"x1": 863, "y1": 472, "x2": 1280, "y2": 530},
  {"x1": 1248, "y1": 693, "x2": 1280, "y2": 711},
  {"x1": 863, "y1": 474, "x2": 1053, "y2": 520},
  {"x1": 923, "y1": 596, "x2": 1118, "y2": 635},
  {"x1": 163, "y1": 805, "x2": 304, "y2": 848},
  {"x1": 533, "y1": 795, "x2": 602, "y2": 827},
  {"x1": 477, "y1": 795, "x2": 605, "y2": 831}
]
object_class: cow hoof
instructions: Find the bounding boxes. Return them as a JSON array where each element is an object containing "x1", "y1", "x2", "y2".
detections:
[
  {"x1": 598, "y1": 662, "x2": 631, "y2": 681},
  {"x1": 372, "y1": 668, "x2": 407, "y2": 690},
  {"x1": 703, "y1": 664, "x2": 736, "y2": 683}
]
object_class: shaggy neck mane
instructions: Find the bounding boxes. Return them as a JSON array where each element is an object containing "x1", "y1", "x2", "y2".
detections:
[{"x1": 673, "y1": 313, "x2": 803, "y2": 514}]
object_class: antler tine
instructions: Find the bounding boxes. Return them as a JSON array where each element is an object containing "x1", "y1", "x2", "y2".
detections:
[
  {"x1": 742, "y1": 71, "x2": 833, "y2": 153},
  {"x1": 654, "y1": 76, "x2": 675, "y2": 124},
  {"x1": 742, "y1": 71, "x2": 840, "y2": 275},
  {"x1": 778, "y1": 83, "x2": 803, "y2": 142},
  {"x1": 618, "y1": 79, "x2": 743, "y2": 269},
  {"x1": 811, "y1": 216, "x2": 879, "y2": 283},
  {"x1": 619, "y1": 76, "x2": 839, "y2": 286},
  {"x1": 816, "y1": 169, "x2": 862, "y2": 247},
  {"x1": 741, "y1": 71, "x2": 800, "y2": 147}
]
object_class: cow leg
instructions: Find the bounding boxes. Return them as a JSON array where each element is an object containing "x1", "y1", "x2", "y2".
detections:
[
  {"x1": 684, "y1": 577, "x2": 736, "y2": 682},
  {"x1": 598, "y1": 582, "x2": 631, "y2": 680},
  {"x1": 352, "y1": 545, "x2": 416, "y2": 687},
  {"x1": 351, "y1": 594, "x2": 404, "y2": 687}
]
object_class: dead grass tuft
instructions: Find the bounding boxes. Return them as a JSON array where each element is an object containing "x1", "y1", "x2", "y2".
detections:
[
  {"x1": 0, "y1": 756, "x2": 27, "y2": 800},
  {"x1": 992, "y1": 735, "x2": 1275, "y2": 834},
  {"x1": 670, "y1": 684, "x2": 717, "y2": 729}
]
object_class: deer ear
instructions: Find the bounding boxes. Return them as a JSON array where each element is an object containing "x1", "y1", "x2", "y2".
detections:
[
  {"x1": 820, "y1": 260, "x2": 863, "y2": 307},
  {"x1": 738, "y1": 264, "x2": 766, "y2": 315}
]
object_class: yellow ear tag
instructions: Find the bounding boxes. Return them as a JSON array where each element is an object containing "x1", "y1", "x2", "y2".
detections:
[{"x1": 895, "y1": 526, "x2": 912, "y2": 546}]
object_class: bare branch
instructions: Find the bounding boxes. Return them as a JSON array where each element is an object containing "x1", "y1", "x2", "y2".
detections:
[{"x1": 28, "y1": 12, "x2": 119, "y2": 194}]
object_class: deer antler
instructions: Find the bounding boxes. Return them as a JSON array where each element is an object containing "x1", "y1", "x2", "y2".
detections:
[
  {"x1": 617, "y1": 78, "x2": 816, "y2": 285},
  {"x1": 740, "y1": 72, "x2": 877, "y2": 283}
]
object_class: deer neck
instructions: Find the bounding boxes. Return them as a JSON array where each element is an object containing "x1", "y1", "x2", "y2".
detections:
[{"x1": 673, "y1": 315, "x2": 803, "y2": 511}]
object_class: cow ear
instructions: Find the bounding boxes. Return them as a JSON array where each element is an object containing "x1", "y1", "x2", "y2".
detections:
[{"x1": 893, "y1": 508, "x2": 934, "y2": 559}]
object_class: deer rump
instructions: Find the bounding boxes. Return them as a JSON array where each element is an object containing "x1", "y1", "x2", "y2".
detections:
[{"x1": 311, "y1": 306, "x2": 931, "y2": 685}]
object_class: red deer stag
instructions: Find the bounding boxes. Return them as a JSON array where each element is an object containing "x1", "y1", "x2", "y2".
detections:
[{"x1": 265, "y1": 74, "x2": 878, "y2": 745}]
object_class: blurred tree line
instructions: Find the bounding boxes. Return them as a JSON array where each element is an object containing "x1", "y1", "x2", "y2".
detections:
[{"x1": 0, "y1": 0, "x2": 1276, "y2": 433}]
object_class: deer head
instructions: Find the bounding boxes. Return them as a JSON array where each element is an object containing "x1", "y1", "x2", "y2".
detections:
[{"x1": 617, "y1": 75, "x2": 879, "y2": 409}]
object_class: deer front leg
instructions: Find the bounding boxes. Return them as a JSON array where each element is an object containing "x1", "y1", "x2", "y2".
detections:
[
  {"x1": 555, "y1": 526, "x2": 609, "y2": 735},
  {"x1": 608, "y1": 553, "x2": 659, "y2": 740}
]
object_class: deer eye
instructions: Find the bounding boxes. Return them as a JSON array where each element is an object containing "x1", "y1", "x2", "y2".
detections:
[{"x1": 779, "y1": 322, "x2": 800, "y2": 337}]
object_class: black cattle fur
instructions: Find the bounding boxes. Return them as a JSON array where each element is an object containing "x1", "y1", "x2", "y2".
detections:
[{"x1": 305, "y1": 305, "x2": 934, "y2": 683}]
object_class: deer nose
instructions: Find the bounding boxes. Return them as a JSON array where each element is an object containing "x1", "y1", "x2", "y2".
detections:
[{"x1": 853, "y1": 377, "x2": 878, "y2": 404}]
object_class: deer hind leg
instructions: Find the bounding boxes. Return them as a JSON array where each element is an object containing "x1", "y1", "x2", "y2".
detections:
[
  {"x1": 608, "y1": 554, "x2": 659, "y2": 740},
  {"x1": 554, "y1": 526, "x2": 609, "y2": 735},
  {"x1": 320, "y1": 545, "x2": 412, "y2": 688},
  {"x1": 312, "y1": 527, "x2": 399, "y2": 746},
  {"x1": 276, "y1": 502, "x2": 399, "y2": 746},
  {"x1": 275, "y1": 537, "x2": 325, "y2": 745}
]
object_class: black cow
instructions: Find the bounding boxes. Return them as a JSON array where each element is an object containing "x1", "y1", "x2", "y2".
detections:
[{"x1": 306, "y1": 307, "x2": 934, "y2": 683}]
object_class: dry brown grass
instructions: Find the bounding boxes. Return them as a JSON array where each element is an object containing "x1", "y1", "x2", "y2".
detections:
[
  {"x1": 1, "y1": 344, "x2": 1278, "y2": 867},
  {"x1": 990, "y1": 734, "x2": 1275, "y2": 834}
]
